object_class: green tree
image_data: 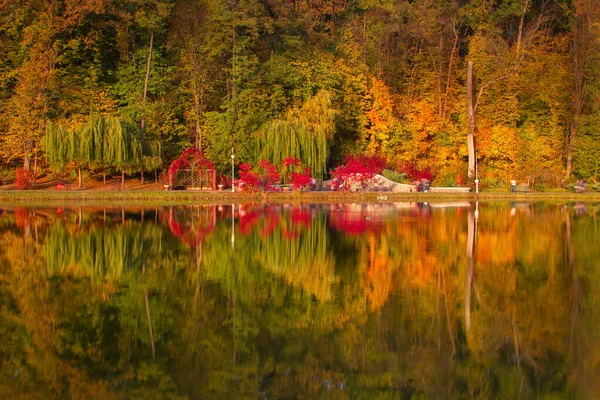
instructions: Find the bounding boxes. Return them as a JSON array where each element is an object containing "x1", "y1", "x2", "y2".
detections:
[{"x1": 257, "y1": 90, "x2": 335, "y2": 179}]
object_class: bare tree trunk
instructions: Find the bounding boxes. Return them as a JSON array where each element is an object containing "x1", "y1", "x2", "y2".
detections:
[
  {"x1": 515, "y1": 0, "x2": 529, "y2": 54},
  {"x1": 566, "y1": 124, "x2": 577, "y2": 179},
  {"x1": 141, "y1": 32, "x2": 154, "y2": 141},
  {"x1": 467, "y1": 61, "x2": 476, "y2": 178},
  {"x1": 192, "y1": 77, "x2": 204, "y2": 149},
  {"x1": 140, "y1": 32, "x2": 154, "y2": 185},
  {"x1": 567, "y1": 48, "x2": 585, "y2": 179},
  {"x1": 442, "y1": 20, "x2": 462, "y2": 120}
]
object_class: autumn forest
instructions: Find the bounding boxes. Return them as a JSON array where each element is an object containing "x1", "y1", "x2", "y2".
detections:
[{"x1": 1, "y1": 0, "x2": 599, "y2": 187}]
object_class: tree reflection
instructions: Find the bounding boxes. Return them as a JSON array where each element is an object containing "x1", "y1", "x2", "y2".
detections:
[{"x1": 0, "y1": 203, "x2": 598, "y2": 398}]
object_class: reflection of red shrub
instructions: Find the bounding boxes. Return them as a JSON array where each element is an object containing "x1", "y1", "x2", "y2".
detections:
[
  {"x1": 168, "y1": 219, "x2": 184, "y2": 237},
  {"x1": 14, "y1": 208, "x2": 31, "y2": 230},
  {"x1": 166, "y1": 207, "x2": 216, "y2": 247},
  {"x1": 259, "y1": 213, "x2": 280, "y2": 238},
  {"x1": 329, "y1": 207, "x2": 384, "y2": 235},
  {"x1": 330, "y1": 215, "x2": 369, "y2": 235},
  {"x1": 239, "y1": 208, "x2": 261, "y2": 235},
  {"x1": 282, "y1": 227, "x2": 300, "y2": 240},
  {"x1": 291, "y1": 208, "x2": 312, "y2": 227}
]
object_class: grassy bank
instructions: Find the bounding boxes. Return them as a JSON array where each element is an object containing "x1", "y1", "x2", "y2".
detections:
[{"x1": 1, "y1": 188, "x2": 599, "y2": 206}]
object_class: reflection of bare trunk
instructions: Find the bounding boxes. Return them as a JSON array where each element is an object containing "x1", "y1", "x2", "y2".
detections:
[
  {"x1": 194, "y1": 243, "x2": 203, "y2": 340},
  {"x1": 565, "y1": 210, "x2": 581, "y2": 361},
  {"x1": 442, "y1": 268, "x2": 457, "y2": 358},
  {"x1": 144, "y1": 287, "x2": 156, "y2": 360},
  {"x1": 512, "y1": 319, "x2": 521, "y2": 368},
  {"x1": 465, "y1": 207, "x2": 476, "y2": 331},
  {"x1": 143, "y1": 255, "x2": 156, "y2": 361},
  {"x1": 436, "y1": 267, "x2": 442, "y2": 351}
]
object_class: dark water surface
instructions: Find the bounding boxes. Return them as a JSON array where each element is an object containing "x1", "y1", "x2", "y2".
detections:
[{"x1": 0, "y1": 202, "x2": 599, "y2": 399}]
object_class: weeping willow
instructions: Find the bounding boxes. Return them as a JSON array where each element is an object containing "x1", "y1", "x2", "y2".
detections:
[
  {"x1": 44, "y1": 123, "x2": 76, "y2": 170},
  {"x1": 257, "y1": 90, "x2": 335, "y2": 180},
  {"x1": 78, "y1": 113, "x2": 107, "y2": 169},
  {"x1": 44, "y1": 114, "x2": 161, "y2": 179}
]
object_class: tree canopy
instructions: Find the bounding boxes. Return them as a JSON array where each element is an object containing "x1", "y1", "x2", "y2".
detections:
[{"x1": 1, "y1": 0, "x2": 600, "y2": 185}]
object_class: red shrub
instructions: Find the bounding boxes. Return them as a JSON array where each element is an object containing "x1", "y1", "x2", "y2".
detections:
[
  {"x1": 401, "y1": 163, "x2": 433, "y2": 181},
  {"x1": 15, "y1": 167, "x2": 35, "y2": 190},
  {"x1": 331, "y1": 155, "x2": 387, "y2": 191},
  {"x1": 238, "y1": 161, "x2": 281, "y2": 191},
  {"x1": 282, "y1": 157, "x2": 301, "y2": 168},
  {"x1": 290, "y1": 167, "x2": 312, "y2": 190},
  {"x1": 258, "y1": 160, "x2": 280, "y2": 189}
]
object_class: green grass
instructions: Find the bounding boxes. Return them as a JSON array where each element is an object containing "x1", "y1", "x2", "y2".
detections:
[{"x1": 1, "y1": 188, "x2": 599, "y2": 207}]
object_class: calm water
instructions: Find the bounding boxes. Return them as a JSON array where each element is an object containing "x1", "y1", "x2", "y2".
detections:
[{"x1": 0, "y1": 202, "x2": 599, "y2": 399}]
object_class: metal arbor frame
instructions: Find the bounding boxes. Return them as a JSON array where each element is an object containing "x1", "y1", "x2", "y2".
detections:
[{"x1": 174, "y1": 166, "x2": 216, "y2": 190}]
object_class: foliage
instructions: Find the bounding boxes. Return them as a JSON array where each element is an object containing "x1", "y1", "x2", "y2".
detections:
[
  {"x1": 280, "y1": 157, "x2": 312, "y2": 190},
  {"x1": 237, "y1": 162, "x2": 262, "y2": 191},
  {"x1": 237, "y1": 160, "x2": 281, "y2": 191},
  {"x1": 289, "y1": 168, "x2": 312, "y2": 191},
  {"x1": 14, "y1": 167, "x2": 35, "y2": 190},
  {"x1": 400, "y1": 163, "x2": 434, "y2": 182},
  {"x1": 2, "y1": 0, "x2": 600, "y2": 184},
  {"x1": 382, "y1": 169, "x2": 407, "y2": 184},
  {"x1": 168, "y1": 147, "x2": 214, "y2": 176},
  {"x1": 331, "y1": 155, "x2": 387, "y2": 191},
  {"x1": 257, "y1": 91, "x2": 335, "y2": 180}
]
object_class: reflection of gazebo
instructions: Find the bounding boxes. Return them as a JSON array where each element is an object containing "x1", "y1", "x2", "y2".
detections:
[{"x1": 168, "y1": 148, "x2": 216, "y2": 190}]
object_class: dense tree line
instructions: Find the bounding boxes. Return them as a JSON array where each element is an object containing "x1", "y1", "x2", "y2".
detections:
[{"x1": 0, "y1": 0, "x2": 599, "y2": 186}]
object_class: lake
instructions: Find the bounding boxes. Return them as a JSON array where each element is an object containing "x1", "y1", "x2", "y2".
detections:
[{"x1": 0, "y1": 201, "x2": 598, "y2": 399}]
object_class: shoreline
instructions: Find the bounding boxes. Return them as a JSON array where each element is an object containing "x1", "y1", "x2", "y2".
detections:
[{"x1": 1, "y1": 188, "x2": 599, "y2": 206}]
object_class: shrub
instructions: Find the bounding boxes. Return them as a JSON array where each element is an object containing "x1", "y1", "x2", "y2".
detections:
[
  {"x1": 15, "y1": 167, "x2": 35, "y2": 190},
  {"x1": 290, "y1": 167, "x2": 312, "y2": 190},
  {"x1": 382, "y1": 169, "x2": 406, "y2": 183},
  {"x1": 400, "y1": 163, "x2": 433, "y2": 182},
  {"x1": 331, "y1": 155, "x2": 387, "y2": 192},
  {"x1": 257, "y1": 160, "x2": 280, "y2": 190},
  {"x1": 238, "y1": 162, "x2": 261, "y2": 191}
]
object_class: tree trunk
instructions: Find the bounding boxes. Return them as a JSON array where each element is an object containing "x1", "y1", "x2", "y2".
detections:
[
  {"x1": 566, "y1": 10, "x2": 586, "y2": 181},
  {"x1": 566, "y1": 124, "x2": 577, "y2": 179},
  {"x1": 467, "y1": 61, "x2": 476, "y2": 178},
  {"x1": 78, "y1": 166, "x2": 82, "y2": 189},
  {"x1": 141, "y1": 32, "x2": 154, "y2": 141},
  {"x1": 192, "y1": 77, "x2": 204, "y2": 150}
]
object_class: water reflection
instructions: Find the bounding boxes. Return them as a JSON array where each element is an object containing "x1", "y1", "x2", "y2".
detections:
[{"x1": 0, "y1": 202, "x2": 599, "y2": 399}]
